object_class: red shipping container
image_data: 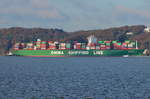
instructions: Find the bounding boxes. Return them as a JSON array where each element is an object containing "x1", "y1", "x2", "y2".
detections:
[
  {"x1": 76, "y1": 43, "x2": 81, "y2": 45},
  {"x1": 91, "y1": 47, "x2": 96, "y2": 50},
  {"x1": 27, "y1": 48, "x2": 33, "y2": 50},
  {"x1": 122, "y1": 43, "x2": 127, "y2": 45},
  {"x1": 48, "y1": 46, "x2": 56, "y2": 49},
  {"x1": 14, "y1": 48, "x2": 19, "y2": 50},
  {"x1": 88, "y1": 43, "x2": 96, "y2": 46},
  {"x1": 100, "y1": 47, "x2": 107, "y2": 50},
  {"x1": 41, "y1": 44, "x2": 46, "y2": 46},
  {"x1": 104, "y1": 41, "x2": 111, "y2": 43},
  {"x1": 48, "y1": 41, "x2": 54, "y2": 43}
]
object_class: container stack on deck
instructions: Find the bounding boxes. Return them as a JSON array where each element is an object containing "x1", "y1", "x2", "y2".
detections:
[
  {"x1": 40, "y1": 41, "x2": 46, "y2": 50},
  {"x1": 13, "y1": 43, "x2": 20, "y2": 50},
  {"x1": 74, "y1": 43, "x2": 82, "y2": 49},
  {"x1": 48, "y1": 41, "x2": 55, "y2": 50},
  {"x1": 105, "y1": 41, "x2": 111, "y2": 50},
  {"x1": 90, "y1": 43, "x2": 96, "y2": 50},
  {"x1": 98, "y1": 41, "x2": 106, "y2": 50},
  {"x1": 59, "y1": 43, "x2": 66, "y2": 50},
  {"x1": 13, "y1": 39, "x2": 138, "y2": 50},
  {"x1": 112, "y1": 40, "x2": 136, "y2": 50},
  {"x1": 35, "y1": 39, "x2": 41, "y2": 50},
  {"x1": 66, "y1": 43, "x2": 71, "y2": 49},
  {"x1": 26, "y1": 43, "x2": 33, "y2": 50},
  {"x1": 81, "y1": 43, "x2": 86, "y2": 49}
]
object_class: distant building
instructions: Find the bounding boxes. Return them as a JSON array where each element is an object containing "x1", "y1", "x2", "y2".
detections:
[
  {"x1": 37, "y1": 39, "x2": 41, "y2": 41},
  {"x1": 144, "y1": 26, "x2": 150, "y2": 32},
  {"x1": 126, "y1": 32, "x2": 133, "y2": 35}
]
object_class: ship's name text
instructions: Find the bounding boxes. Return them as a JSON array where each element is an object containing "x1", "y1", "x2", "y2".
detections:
[
  {"x1": 68, "y1": 51, "x2": 89, "y2": 55},
  {"x1": 51, "y1": 51, "x2": 64, "y2": 54},
  {"x1": 93, "y1": 51, "x2": 103, "y2": 55}
]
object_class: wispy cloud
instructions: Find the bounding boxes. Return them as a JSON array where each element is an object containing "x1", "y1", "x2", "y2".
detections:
[
  {"x1": 35, "y1": 9, "x2": 63, "y2": 19},
  {"x1": 0, "y1": 0, "x2": 65, "y2": 19},
  {"x1": 0, "y1": 20, "x2": 8, "y2": 24},
  {"x1": 116, "y1": 5, "x2": 150, "y2": 19},
  {"x1": 30, "y1": 0, "x2": 50, "y2": 8},
  {"x1": 0, "y1": 0, "x2": 150, "y2": 31}
]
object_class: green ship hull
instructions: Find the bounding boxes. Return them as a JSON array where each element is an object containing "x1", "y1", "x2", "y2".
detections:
[{"x1": 12, "y1": 49, "x2": 144, "y2": 57}]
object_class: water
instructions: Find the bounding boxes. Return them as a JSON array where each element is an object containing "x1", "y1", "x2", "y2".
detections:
[{"x1": 0, "y1": 56, "x2": 150, "y2": 99}]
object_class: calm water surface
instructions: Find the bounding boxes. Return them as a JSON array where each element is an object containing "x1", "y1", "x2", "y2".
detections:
[{"x1": 0, "y1": 56, "x2": 150, "y2": 99}]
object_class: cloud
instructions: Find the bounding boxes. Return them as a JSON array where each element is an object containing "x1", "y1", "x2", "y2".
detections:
[
  {"x1": 1, "y1": 0, "x2": 149, "y2": 31},
  {"x1": 70, "y1": 0, "x2": 100, "y2": 12},
  {"x1": 0, "y1": 8, "x2": 63, "y2": 19},
  {"x1": 0, "y1": 20, "x2": 8, "y2": 24},
  {"x1": 30, "y1": 0, "x2": 50, "y2": 9},
  {"x1": 0, "y1": 0, "x2": 66, "y2": 20},
  {"x1": 35, "y1": 9, "x2": 63, "y2": 19},
  {"x1": 116, "y1": 5, "x2": 150, "y2": 19}
]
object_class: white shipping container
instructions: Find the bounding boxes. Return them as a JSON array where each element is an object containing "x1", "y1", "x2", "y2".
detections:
[
  {"x1": 54, "y1": 41, "x2": 59, "y2": 44},
  {"x1": 91, "y1": 47, "x2": 96, "y2": 49},
  {"x1": 27, "y1": 43, "x2": 33, "y2": 46},
  {"x1": 128, "y1": 44, "x2": 134, "y2": 48},
  {"x1": 49, "y1": 44, "x2": 55, "y2": 46},
  {"x1": 76, "y1": 43, "x2": 81, "y2": 45},
  {"x1": 74, "y1": 45, "x2": 76, "y2": 49},
  {"x1": 41, "y1": 48, "x2": 46, "y2": 50},
  {"x1": 60, "y1": 47, "x2": 66, "y2": 50},
  {"x1": 60, "y1": 43, "x2": 66, "y2": 46},
  {"x1": 100, "y1": 45, "x2": 106, "y2": 47}
]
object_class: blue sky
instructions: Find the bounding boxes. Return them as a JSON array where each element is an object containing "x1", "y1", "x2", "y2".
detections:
[{"x1": 0, "y1": 0, "x2": 150, "y2": 31}]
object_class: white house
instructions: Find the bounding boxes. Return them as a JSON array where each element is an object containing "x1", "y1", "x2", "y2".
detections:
[
  {"x1": 144, "y1": 26, "x2": 150, "y2": 32},
  {"x1": 126, "y1": 32, "x2": 133, "y2": 35}
]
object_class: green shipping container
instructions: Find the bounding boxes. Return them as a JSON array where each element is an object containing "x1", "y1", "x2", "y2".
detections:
[
  {"x1": 98, "y1": 41, "x2": 104, "y2": 44},
  {"x1": 105, "y1": 43, "x2": 111, "y2": 46},
  {"x1": 112, "y1": 41, "x2": 117, "y2": 43},
  {"x1": 41, "y1": 42, "x2": 46, "y2": 44},
  {"x1": 117, "y1": 43, "x2": 122, "y2": 45},
  {"x1": 66, "y1": 44, "x2": 71, "y2": 48}
]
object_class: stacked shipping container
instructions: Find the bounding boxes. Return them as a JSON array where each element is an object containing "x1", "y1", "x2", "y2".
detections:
[
  {"x1": 47, "y1": 41, "x2": 55, "y2": 50},
  {"x1": 13, "y1": 40, "x2": 138, "y2": 50},
  {"x1": 13, "y1": 43, "x2": 20, "y2": 50},
  {"x1": 26, "y1": 43, "x2": 33, "y2": 50},
  {"x1": 41, "y1": 41, "x2": 46, "y2": 50},
  {"x1": 59, "y1": 43, "x2": 66, "y2": 50}
]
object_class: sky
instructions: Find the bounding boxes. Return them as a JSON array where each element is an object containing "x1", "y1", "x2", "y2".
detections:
[{"x1": 0, "y1": 0, "x2": 150, "y2": 31}]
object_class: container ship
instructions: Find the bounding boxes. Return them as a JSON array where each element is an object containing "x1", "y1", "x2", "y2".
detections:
[{"x1": 11, "y1": 35, "x2": 144, "y2": 57}]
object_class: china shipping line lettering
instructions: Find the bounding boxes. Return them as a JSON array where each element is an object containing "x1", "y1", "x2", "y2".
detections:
[
  {"x1": 50, "y1": 51, "x2": 64, "y2": 54},
  {"x1": 93, "y1": 51, "x2": 103, "y2": 55},
  {"x1": 50, "y1": 50, "x2": 103, "y2": 55},
  {"x1": 68, "y1": 51, "x2": 89, "y2": 55}
]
